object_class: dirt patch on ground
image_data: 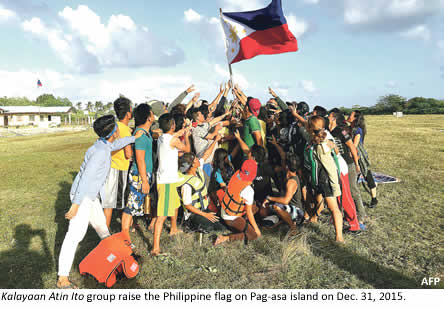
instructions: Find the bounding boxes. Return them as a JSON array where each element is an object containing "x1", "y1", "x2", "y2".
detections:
[{"x1": 0, "y1": 126, "x2": 89, "y2": 138}]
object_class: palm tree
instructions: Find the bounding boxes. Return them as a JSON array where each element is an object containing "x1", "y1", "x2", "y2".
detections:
[
  {"x1": 76, "y1": 102, "x2": 82, "y2": 111},
  {"x1": 86, "y1": 102, "x2": 93, "y2": 113},
  {"x1": 94, "y1": 101, "x2": 104, "y2": 113}
]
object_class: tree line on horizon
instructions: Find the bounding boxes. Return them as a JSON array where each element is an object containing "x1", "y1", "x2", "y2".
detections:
[
  {"x1": 1, "y1": 93, "x2": 444, "y2": 115},
  {"x1": 340, "y1": 94, "x2": 444, "y2": 115},
  {"x1": 0, "y1": 94, "x2": 114, "y2": 116}
]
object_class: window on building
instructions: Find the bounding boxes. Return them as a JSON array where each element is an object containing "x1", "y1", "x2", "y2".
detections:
[
  {"x1": 29, "y1": 115, "x2": 35, "y2": 122},
  {"x1": 48, "y1": 115, "x2": 52, "y2": 121},
  {"x1": 40, "y1": 115, "x2": 45, "y2": 121}
]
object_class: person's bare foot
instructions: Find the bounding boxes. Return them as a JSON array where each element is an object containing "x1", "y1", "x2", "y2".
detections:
[
  {"x1": 336, "y1": 237, "x2": 345, "y2": 243},
  {"x1": 309, "y1": 216, "x2": 318, "y2": 223},
  {"x1": 169, "y1": 228, "x2": 183, "y2": 236},
  {"x1": 148, "y1": 220, "x2": 155, "y2": 232},
  {"x1": 57, "y1": 277, "x2": 78, "y2": 289},
  {"x1": 214, "y1": 235, "x2": 229, "y2": 246}
]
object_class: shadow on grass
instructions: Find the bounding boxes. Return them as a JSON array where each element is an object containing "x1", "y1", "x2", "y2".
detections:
[
  {"x1": 53, "y1": 172, "x2": 145, "y2": 288},
  {"x1": 0, "y1": 224, "x2": 52, "y2": 288},
  {"x1": 53, "y1": 172, "x2": 77, "y2": 268},
  {"x1": 307, "y1": 224, "x2": 418, "y2": 288}
]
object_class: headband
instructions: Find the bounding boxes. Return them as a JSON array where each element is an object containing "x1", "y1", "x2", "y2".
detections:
[{"x1": 100, "y1": 123, "x2": 117, "y2": 143}]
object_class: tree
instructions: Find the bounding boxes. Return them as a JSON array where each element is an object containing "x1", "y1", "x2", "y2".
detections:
[
  {"x1": 374, "y1": 94, "x2": 406, "y2": 114},
  {"x1": 86, "y1": 102, "x2": 93, "y2": 112},
  {"x1": 36, "y1": 94, "x2": 58, "y2": 106},
  {"x1": 94, "y1": 101, "x2": 104, "y2": 113},
  {"x1": 76, "y1": 102, "x2": 82, "y2": 111},
  {"x1": 105, "y1": 102, "x2": 113, "y2": 112}
]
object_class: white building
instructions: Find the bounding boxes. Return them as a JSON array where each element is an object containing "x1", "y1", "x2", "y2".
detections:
[{"x1": 0, "y1": 106, "x2": 73, "y2": 128}]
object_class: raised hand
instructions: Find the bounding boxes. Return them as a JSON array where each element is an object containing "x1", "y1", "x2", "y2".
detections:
[
  {"x1": 233, "y1": 129, "x2": 241, "y2": 139},
  {"x1": 192, "y1": 92, "x2": 200, "y2": 101},
  {"x1": 268, "y1": 87, "x2": 277, "y2": 97},
  {"x1": 186, "y1": 84, "x2": 195, "y2": 94}
]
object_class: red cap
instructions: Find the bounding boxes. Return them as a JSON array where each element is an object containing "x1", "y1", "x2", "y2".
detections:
[
  {"x1": 240, "y1": 159, "x2": 257, "y2": 182},
  {"x1": 248, "y1": 98, "x2": 261, "y2": 117}
]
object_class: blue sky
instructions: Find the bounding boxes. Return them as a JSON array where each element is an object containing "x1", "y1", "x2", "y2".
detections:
[{"x1": 1, "y1": 0, "x2": 444, "y2": 109}]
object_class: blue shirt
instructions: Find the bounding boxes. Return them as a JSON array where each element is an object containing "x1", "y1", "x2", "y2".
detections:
[
  {"x1": 131, "y1": 128, "x2": 153, "y2": 175},
  {"x1": 70, "y1": 136, "x2": 135, "y2": 205}
]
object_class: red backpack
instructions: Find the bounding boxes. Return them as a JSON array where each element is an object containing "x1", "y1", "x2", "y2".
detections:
[{"x1": 79, "y1": 232, "x2": 139, "y2": 288}]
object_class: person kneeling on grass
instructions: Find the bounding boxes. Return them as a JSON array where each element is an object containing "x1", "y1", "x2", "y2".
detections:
[
  {"x1": 262, "y1": 154, "x2": 305, "y2": 232},
  {"x1": 176, "y1": 137, "x2": 226, "y2": 233},
  {"x1": 214, "y1": 160, "x2": 261, "y2": 245},
  {"x1": 57, "y1": 115, "x2": 143, "y2": 289}
]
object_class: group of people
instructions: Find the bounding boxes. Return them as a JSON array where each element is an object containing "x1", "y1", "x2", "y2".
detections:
[{"x1": 56, "y1": 82, "x2": 378, "y2": 288}]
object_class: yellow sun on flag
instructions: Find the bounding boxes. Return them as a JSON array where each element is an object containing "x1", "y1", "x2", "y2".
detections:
[{"x1": 228, "y1": 24, "x2": 239, "y2": 43}]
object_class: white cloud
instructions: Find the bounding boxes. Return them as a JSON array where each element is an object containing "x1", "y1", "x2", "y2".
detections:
[
  {"x1": 342, "y1": 0, "x2": 444, "y2": 31},
  {"x1": 437, "y1": 40, "x2": 444, "y2": 58},
  {"x1": 182, "y1": 9, "x2": 226, "y2": 61},
  {"x1": 400, "y1": 24, "x2": 430, "y2": 41},
  {"x1": 220, "y1": 0, "x2": 266, "y2": 12},
  {"x1": 385, "y1": 81, "x2": 397, "y2": 88},
  {"x1": 184, "y1": 9, "x2": 202, "y2": 23},
  {"x1": 287, "y1": 14, "x2": 309, "y2": 38},
  {"x1": 302, "y1": 0, "x2": 320, "y2": 4},
  {"x1": 300, "y1": 80, "x2": 317, "y2": 93},
  {"x1": 21, "y1": 5, "x2": 185, "y2": 73},
  {"x1": 0, "y1": 68, "x2": 197, "y2": 104},
  {"x1": 0, "y1": 6, "x2": 15, "y2": 21},
  {"x1": 213, "y1": 64, "x2": 250, "y2": 90}
]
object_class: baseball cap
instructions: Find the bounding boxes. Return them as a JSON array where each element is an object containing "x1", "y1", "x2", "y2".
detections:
[
  {"x1": 239, "y1": 159, "x2": 257, "y2": 182},
  {"x1": 147, "y1": 100, "x2": 166, "y2": 119},
  {"x1": 247, "y1": 98, "x2": 261, "y2": 117}
]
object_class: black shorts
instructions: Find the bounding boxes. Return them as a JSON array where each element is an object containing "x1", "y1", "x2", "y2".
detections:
[{"x1": 315, "y1": 168, "x2": 334, "y2": 198}]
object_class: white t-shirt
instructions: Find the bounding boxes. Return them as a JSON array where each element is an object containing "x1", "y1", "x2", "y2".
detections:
[
  {"x1": 325, "y1": 130, "x2": 348, "y2": 175},
  {"x1": 157, "y1": 133, "x2": 179, "y2": 184},
  {"x1": 221, "y1": 185, "x2": 254, "y2": 221}
]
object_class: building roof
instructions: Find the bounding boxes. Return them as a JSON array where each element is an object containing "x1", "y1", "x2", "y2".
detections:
[{"x1": 0, "y1": 106, "x2": 73, "y2": 114}]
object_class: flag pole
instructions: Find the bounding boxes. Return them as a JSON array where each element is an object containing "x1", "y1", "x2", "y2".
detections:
[{"x1": 220, "y1": 8, "x2": 234, "y2": 86}]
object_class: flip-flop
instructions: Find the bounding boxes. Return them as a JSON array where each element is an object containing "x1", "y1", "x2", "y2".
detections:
[{"x1": 57, "y1": 282, "x2": 78, "y2": 289}]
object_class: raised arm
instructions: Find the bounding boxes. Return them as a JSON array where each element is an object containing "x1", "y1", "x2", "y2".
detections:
[
  {"x1": 209, "y1": 83, "x2": 225, "y2": 113},
  {"x1": 232, "y1": 83, "x2": 247, "y2": 106},
  {"x1": 270, "y1": 135, "x2": 286, "y2": 168},
  {"x1": 233, "y1": 129, "x2": 250, "y2": 156},
  {"x1": 171, "y1": 129, "x2": 191, "y2": 153},
  {"x1": 185, "y1": 92, "x2": 200, "y2": 113},
  {"x1": 268, "y1": 87, "x2": 289, "y2": 111},
  {"x1": 209, "y1": 110, "x2": 230, "y2": 127},
  {"x1": 289, "y1": 105, "x2": 307, "y2": 124},
  {"x1": 201, "y1": 135, "x2": 222, "y2": 162},
  {"x1": 168, "y1": 84, "x2": 195, "y2": 112}
]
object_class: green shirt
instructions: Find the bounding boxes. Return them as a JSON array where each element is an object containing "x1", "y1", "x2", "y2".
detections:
[
  {"x1": 131, "y1": 128, "x2": 153, "y2": 175},
  {"x1": 242, "y1": 115, "x2": 261, "y2": 148}
]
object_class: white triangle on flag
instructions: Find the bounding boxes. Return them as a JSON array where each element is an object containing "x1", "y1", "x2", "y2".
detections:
[{"x1": 220, "y1": 13, "x2": 255, "y2": 64}]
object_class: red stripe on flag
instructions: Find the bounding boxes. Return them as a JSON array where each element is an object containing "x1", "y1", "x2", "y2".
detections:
[{"x1": 231, "y1": 23, "x2": 298, "y2": 64}]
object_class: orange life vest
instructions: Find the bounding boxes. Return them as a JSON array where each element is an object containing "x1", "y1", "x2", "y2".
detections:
[
  {"x1": 79, "y1": 232, "x2": 139, "y2": 288},
  {"x1": 220, "y1": 171, "x2": 251, "y2": 217}
]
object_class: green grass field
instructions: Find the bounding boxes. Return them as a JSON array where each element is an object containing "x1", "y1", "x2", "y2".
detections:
[{"x1": 0, "y1": 115, "x2": 443, "y2": 289}]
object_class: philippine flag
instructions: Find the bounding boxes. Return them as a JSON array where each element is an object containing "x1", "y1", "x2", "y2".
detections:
[
  {"x1": 220, "y1": 0, "x2": 298, "y2": 65},
  {"x1": 37, "y1": 79, "x2": 42, "y2": 87}
]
